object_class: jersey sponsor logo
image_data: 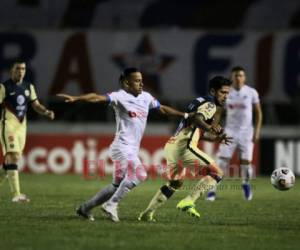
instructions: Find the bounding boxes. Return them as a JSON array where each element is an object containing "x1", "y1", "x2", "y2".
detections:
[
  {"x1": 17, "y1": 95, "x2": 25, "y2": 105},
  {"x1": 128, "y1": 111, "x2": 148, "y2": 118},
  {"x1": 16, "y1": 95, "x2": 26, "y2": 117},
  {"x1": 8, "y1": 135, "x2": 14, "y2": 142},
  {"x1": 228, "y1": 103, "x2": 246, "y2": 109}
]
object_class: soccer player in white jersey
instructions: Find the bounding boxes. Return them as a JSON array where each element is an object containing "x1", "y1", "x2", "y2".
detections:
[
  {"x1": 206, "y1": 66, "x2": 263, "y2": 201},
  {"x1": 57, "y1": 68, "x2": 193, "y2": 222}
]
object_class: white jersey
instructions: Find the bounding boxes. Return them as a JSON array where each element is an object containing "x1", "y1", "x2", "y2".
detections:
[
  {"x1": 107, "y1": 89, "x2": 160, "y2": 151},
  {"x1": 225, "y1": 85, "x2": 260, "y2": 130}
]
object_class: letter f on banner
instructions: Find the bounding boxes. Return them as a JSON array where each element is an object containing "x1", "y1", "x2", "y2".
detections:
[{"x1": 194, "y1": 34, "x2": 243, "y2": 95}]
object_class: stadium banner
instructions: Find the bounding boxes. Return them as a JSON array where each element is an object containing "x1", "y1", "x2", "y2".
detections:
[
  {"x1": 0, "y1": 134, "x2": 259, "y2": 177},
  {"x1": 0, "y1": 30, "x2": 299, "y2": 102}
]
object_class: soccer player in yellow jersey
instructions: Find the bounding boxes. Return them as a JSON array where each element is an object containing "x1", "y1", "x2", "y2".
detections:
[
  {"x1": 0, "y1": 60, "x2": 54, "y2": 202},
  {"x1": 139, "y1": 76, "x2": 232, "y2": 221}
]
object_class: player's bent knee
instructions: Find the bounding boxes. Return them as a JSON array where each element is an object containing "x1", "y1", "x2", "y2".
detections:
[
  {"x1": 128, "y1": 165, "x2": 148, "y2": 186},
  {"x1": 209, "y1": 163, "x2": 223, "y2": 176},
  {"x1": 135, "y1": 165, "x2": 148, "y2": 183}
]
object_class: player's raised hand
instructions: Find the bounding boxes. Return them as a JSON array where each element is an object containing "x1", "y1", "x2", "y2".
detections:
[
  {"x1": 44, "y1": 110, "x2": 55, "y2": 120},
  {"x1": 217, "y1": 133, "x2": 233, "y2": 145},
  {"x1": 56, "y1": 93, "x2": 77, "y2": 103}
]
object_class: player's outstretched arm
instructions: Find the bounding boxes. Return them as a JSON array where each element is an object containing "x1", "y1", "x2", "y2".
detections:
[
  {"x1": 56, "y1": 93, "x2": 109, "y2": 103},
  {"x1": 31, "y1": 100, "x2": 55, "y2": 120},
  {"x1": 158, "y1": 105, "x2": 191, "y2": 119}
]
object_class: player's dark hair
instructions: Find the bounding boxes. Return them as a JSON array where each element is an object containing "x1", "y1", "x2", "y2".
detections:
[
  {"x1": 119, "y1": 67, "x2": 140, "y2": 85},
  {"x1": 11, "y1": 59, "x2": 26, "y2": 69},
  {"x1": 231, "y1": 66, "x2": 245, "y2": 73},
  {"x1": 208, "y1": 76, "x2": 231, "y2": 91}
]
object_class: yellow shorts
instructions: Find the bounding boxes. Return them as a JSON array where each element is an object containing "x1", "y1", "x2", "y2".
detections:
[
  {"x1": 0, "y1": 119, "x2": 26, "y2": 155},
  {"x1": 164, "y1": 138, "x2": 215, "y2": 178}
]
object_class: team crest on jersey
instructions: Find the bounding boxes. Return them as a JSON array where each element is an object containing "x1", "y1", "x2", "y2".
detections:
[{"x1": 25, "y1": 90, "x2": 30, "y2": 97}]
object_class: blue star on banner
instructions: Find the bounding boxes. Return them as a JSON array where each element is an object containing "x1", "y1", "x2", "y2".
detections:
[{"x1": 112, "y1": 35, "x2": 175, "y2": 96}]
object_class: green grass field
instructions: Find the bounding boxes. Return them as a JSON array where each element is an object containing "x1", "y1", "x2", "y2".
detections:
[{"x1": 0, "y1": 174, "x2": 299, "y2": 250}]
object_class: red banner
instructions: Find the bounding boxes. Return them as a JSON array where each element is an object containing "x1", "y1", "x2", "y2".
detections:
[{"x1": 0, "y1": 134, "x2": 259, "y2": 176}]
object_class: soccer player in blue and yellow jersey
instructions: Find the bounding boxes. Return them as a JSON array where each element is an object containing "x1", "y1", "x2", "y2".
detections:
[
  {"x1": 139, "y1": 76, "x2": 232, "y2": 221},
  {"x1": 0, "y1": 60, "x2": 54, "y2": 202}
]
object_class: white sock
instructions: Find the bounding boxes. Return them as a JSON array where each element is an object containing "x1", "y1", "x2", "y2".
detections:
[
  {"x1": 83, "y1": 184, "x2": 117, "y2": 212},
  {"x1": 108, "y1": 178, "x2": 136, "y2": 205},
  {"x1": 241, "y1": 164, "x2": 253, "y2": 184}
]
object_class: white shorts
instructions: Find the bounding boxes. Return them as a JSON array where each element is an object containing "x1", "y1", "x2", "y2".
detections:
[
  {"x1": 109, "y1": 145, "x2": 147, "y2": 186},
  {"x1": 218, "y1": 128, "x2": 254, "y2": 161}
]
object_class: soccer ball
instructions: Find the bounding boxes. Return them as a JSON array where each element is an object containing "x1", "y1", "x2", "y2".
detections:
[{"x1": 271, "y1": 167, "x2": 295, "y2": 191}]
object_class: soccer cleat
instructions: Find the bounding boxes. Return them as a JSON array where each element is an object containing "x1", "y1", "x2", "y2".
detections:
[
  {"x1": 12, "y1": 194, "x2": 30, "y2": 203},
  {"x1": 206, "y1": 191, "x2": 216, "y2": 201},
  {"x1": 76, "y1": 206, "x2": 95, "y2": 222},
  {"x1": 138, "y1": 211, "x2": 156, "y2": 222},
  {"x1": 176, "y1": 199, "x2": 200, "y2": 218},
  {"x1": 101, "y1": 202, "x2": 120, "y2": 222},
  {"x1": 242, "y1": 183, "x2": 253, "y2": 201}
]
